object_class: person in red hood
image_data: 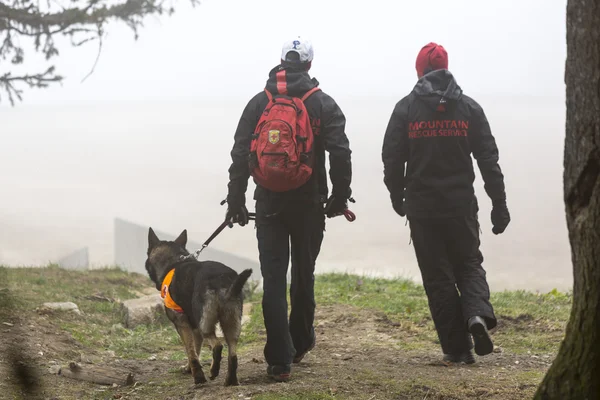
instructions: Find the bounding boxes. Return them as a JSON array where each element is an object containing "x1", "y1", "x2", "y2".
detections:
[
  {"x1": 225, "y1": 37, "x2": 353, "y2": 382},
  {"x1": 382, "y1": 42, "x2": 511, "y2": 364}
]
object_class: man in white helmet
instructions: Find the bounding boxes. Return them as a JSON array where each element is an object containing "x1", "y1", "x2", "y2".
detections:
[{"x1": 225, "y1": 37, "x2": 353, "y2": 382}]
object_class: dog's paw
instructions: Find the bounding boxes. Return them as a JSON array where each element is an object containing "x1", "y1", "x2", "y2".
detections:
[
  {"x1": 194, "y1": 373, "x2": 208, "y2": 385},
  {"x1": 209, "y1": 364, "x2": 220, "y2": 380},
  {"x1": 192, "y1": 381, "x2": 207, "y2": 390},
  {"x1": 224, "y1": 377, "x2": 239, "y2": 387},
  {"x1": 210, "y1": 345, "x2": 223, "y2": 380}
]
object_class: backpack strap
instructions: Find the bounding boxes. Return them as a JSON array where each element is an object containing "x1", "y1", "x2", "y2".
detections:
[
  {"x1": 301, "y1": 87, "x2": 321, "y2": 102},
  {"x1": 273, "y1": 69, "x2": 288, "y2": 95},
  {"x1": 264, "y1": 88, "x2": 273, "y2": 102},
  {"x1": 264, "y1": 86, "x2": 320, "y2": 103}
]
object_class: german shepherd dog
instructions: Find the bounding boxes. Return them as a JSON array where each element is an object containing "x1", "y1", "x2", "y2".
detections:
[{"x1": 145, "y1": 227, "x2": 252, "y2": 386}]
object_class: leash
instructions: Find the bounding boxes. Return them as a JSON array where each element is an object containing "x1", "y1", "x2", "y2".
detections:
[
  {"x1": 186, "y1": 214, "x2": 256, "y2": 260},
  {"x1": 184, "y1": 196, "x2": 355, "y2": 260},
  {"x1": 184, "y1": 203, "x2": 257, "y2": 260}
]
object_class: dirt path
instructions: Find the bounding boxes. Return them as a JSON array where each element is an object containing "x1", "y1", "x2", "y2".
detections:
[{"x1": 0, "y1": 302, "x2": 553, "y2": 400}]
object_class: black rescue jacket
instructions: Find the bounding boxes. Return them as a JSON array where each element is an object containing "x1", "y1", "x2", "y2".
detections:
[
  {"x1": 382, "y1": 69, "x2": 506, "y2": 218},
  {"x1": 227, "y1": 63, "x2": 352, "y2": 208}
]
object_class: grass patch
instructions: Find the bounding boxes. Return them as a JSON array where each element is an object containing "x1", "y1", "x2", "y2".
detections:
[
  {"x1": 217, "y1": 272, "x2": 571, "y2": 356},
  {"x1": 313, "y1": 273, "x2": 571, "y2": 354},
  {"x1": 316, "y1": 273, "x2": 432, "y2": 323},
  {"x1": 240, "y1": 301, "x2": 264, "y2": 347},
  {"x1": 0, "y1": 265, "x2": 148, "y2": 314},
  {"x1": 253, "y1": 393, "x2": 338, "y2": 400},
  {"x1": 109, "y1": 324, "x2": 181, "y2": 359},
  {"x1": 490, "y1": 289, "x2": 571, "y2": 354},
  {"x1": 0, "y1": 265, "x2": 182, "y2": 358},
  {"x1": 55, "y1": 303, "x2": 182, "y2": 359}
]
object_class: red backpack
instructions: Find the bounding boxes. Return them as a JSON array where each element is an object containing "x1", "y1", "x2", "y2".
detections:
[{"x1": 249, "y1": 86, "x2": 321, "y2": 192}]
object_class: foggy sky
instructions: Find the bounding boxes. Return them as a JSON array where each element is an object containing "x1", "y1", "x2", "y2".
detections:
[{"x1": 4, "y1": 0, "x2": 567, "y2": 106}]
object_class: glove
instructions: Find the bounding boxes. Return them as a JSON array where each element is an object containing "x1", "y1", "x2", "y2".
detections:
[
  {"x1": 391, "y1": 197, "x2": 405, "y2": 217},
  {"x1": 491, "y1": 199, "x2": 510, "y2": 235},
  {"x1": 225, "y1": 203, "x2": 249, "y2": 227},
  {"x1": 324, "y1": 195, "x2": 347, "y2": 218}
]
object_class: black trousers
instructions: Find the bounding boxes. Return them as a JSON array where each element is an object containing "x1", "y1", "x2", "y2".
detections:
[
  {"x1": 408, "y1": 213, "x2": 497, "y2": 355},
  {"x1": 255, "y1": 200, "x2": 325, "y2": 366}
]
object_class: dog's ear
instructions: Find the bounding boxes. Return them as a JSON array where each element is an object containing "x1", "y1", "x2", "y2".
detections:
[
  {"x1": 174, "y1": 229, "x2": 187, "y2": 248},
  {"x1": 148, "y1": 227, "x2": 160, "y2": 250}
]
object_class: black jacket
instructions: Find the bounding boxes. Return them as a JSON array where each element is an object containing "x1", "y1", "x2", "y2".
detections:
[
  {"x1": 227, "y1": 63, "x2": 352, "y2": 208},
  {"x1": 382, "y1": 69, "x2": 506, "y2": 218}
]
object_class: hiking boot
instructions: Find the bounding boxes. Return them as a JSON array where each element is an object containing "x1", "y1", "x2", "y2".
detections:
[
  {"x1": 267, "y1": 364, "x2": 291, "y2": 382},
  {"x1": 293, "y1": 336, "x2": 316, "y2": 364},
  {"x1": 443, "y1": 350, "x2": 476, "y2": 365},
  {"x1": 468, "y1": 316, "x2": 494, "y2": 356}
]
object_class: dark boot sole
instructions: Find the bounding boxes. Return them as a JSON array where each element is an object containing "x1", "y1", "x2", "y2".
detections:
[
  {"x1": 470, "y1": 321, "x2": 493, "y2": 356},
  {"x1": 267, "y1": 365, "x2": 291, "y2": 382},
  {"x1": 268, "y1": 373, "x2": 291, "y2": 382},
  {"x1": 443, "y1": 353, "x2": 476, "y2": 365},
  {"x1": 463, "y1": 355, "x2": 476, "y2": 364}
]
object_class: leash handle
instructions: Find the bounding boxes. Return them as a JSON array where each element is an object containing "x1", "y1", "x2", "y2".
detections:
[
  {"x1": 326, "y1": 208, "x2": 356, "y2": 222},
  {"x1": 344, "y1": 197, "x2": 356, "y2": 221},
  {"x1": 327, "y1": 197, "x2": 356, "y2": 222},
  {"x1": 343, "y1": 209, "x2": 356, "y2": 222}
]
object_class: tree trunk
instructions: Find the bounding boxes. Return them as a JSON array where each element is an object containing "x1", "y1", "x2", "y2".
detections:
[{"x1": 534, "y1": 1, "x2": 600, "y2": 399}]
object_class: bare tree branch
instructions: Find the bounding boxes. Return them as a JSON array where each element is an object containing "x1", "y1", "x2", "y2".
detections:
[
  {"x1": 80, "y1": 27, "x2": 102, "y2": 83},
  {"x1": 0, "y1": 67, "x2": 62, "y2": 105},
  {"x1": 0, "y1": 0, "x2": 198, "y2": 105}
]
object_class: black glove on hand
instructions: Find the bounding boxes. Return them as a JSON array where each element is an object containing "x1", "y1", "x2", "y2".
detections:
[
  {"x1": 324, "y1": 195, "x2": 347, "y2": 218},
  {"x1": 226, "y1": 203, "x2": 249, "y2": 227},
  {"x1": 491, "y1": 200, "x2": 510, "y2": 235}
]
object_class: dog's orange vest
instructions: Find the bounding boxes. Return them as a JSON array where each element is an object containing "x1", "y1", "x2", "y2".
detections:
[{"x1": 160, "y1": 269, "x2": 183, "y2": 313}]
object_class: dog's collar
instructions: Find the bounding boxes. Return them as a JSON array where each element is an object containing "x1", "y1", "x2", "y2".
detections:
[{"x1": 160, "y1": 268, "x2": 184, "y2": 314}]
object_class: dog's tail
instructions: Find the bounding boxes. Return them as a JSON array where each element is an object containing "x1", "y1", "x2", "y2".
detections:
[{"x1": 225, "y1": 269, "x2": 253, "y2": 301}]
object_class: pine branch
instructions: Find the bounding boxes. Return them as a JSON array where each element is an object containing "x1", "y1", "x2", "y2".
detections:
[
  {"x1": 0, "y1": 0, "x2": 173, "y2": 33},
  {"x1": 0, "y1": 0, "x2": 198, "y2": 105},
  {"x1": 0, "y1": 67, "x2": 62, "y2": 105}
]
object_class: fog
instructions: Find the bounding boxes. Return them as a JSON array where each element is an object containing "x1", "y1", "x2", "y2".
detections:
[{"x1": 0, "y1": 0, "x2": 571, "y2": 292}]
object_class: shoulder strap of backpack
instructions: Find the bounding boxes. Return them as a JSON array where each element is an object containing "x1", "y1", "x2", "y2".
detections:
[
  {"x1": 301, "y1": 87, "x2": 321, "y2": 102},
  {"x1": 264, "y1": 88, "x2": 273, "y2": 102}
]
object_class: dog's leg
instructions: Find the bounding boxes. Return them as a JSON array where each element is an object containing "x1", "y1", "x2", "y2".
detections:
[
  {"x1": 193, "y1": 328, "x2": 203, "y2": 357},
  {"x1": 224, "y1": 336, "x2": 238, "y2": 386},
  {"x1": 203, "y1": 331, "x2": 223, "y2": 380},
  {"x1": 166, "y1": 308, "x2": 193, "y2": 374},
  {"x1": 220, "y1": 307, "x2": 242, "y2": 386},
  {"x1": 178, "y1": 320, "x2": 206, "y2": 385},
  {"x1": 178, "y1": 327, "x2": 192, "y2": 374},
  {"x1": 199, "y1": 291, "x2": 222, "y2": 381}
]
